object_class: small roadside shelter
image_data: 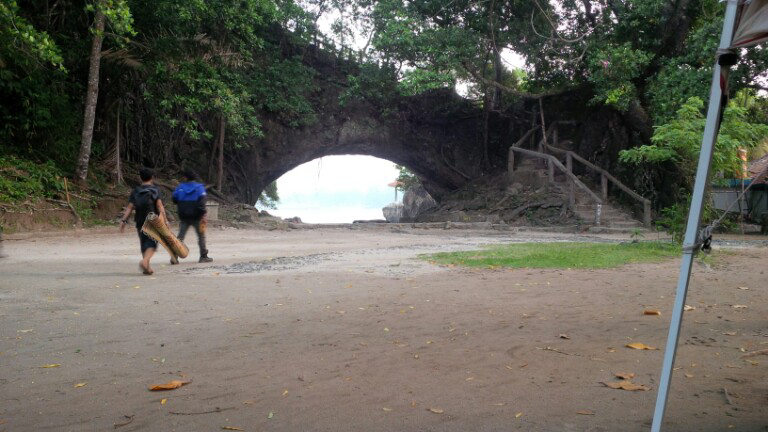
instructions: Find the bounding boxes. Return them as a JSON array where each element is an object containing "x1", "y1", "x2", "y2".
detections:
[{"x1": 746, "y1": 154, "x2": 768, "y2": 221}]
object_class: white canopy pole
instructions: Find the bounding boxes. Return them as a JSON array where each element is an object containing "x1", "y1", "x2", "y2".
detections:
[{"x1": 650, "y1": 1, "x2": 741, "y2": 430}]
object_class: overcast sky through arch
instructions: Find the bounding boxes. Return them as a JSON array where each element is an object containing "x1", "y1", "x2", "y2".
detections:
[{"x1": 268, "y1": 155, "x2": 402, "y2": 223}]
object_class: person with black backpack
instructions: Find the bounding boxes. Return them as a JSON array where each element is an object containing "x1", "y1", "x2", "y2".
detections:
[
  {"x1": 171, "y1": 169, "x2": 212, "y2": 263},
  {"x1": 119, "y1": 167, "x2": 169, "y2": 275}
]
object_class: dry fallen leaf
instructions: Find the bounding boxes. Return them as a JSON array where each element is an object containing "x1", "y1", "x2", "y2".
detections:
[
  {"x1": 601, "y1": 381, "x2": 650, "y2": 391},
  {"x1": 382, "y1": 407, "x2": 392, "y2": 412},
  {"x1": 221, "y1": 427, "x2": 244, "y2": 431},
  {"x1": 282, "y1": 390, "x2": 288, "y2": 396},
  {"x1": 149, "y1": 380, "x2": 190, "y2": 391},
  {"x1": 614, "y1": 372, "x2": 635, "y2": 380},
  {"x1": 40, "y1": 364, "x2": 61, "y2": 368},
  {"x1": 626, "y1": 343, "x2": 658, "y2": 350},
  {"x1": 161, "y1": 398, "x2": 167, "y2": 405},
  {"x1": 576, "y1": 410, "x2": 595, "y2": 415},
  {"x1": 684, "y1": 305, "x2": 695, "y2": 311},
  {"x1": 684, "y1": 373, "x2": 694, "y2": 378},
  {"x1": 428, "y1": 408, "x2": 444, "y2": 414},
  {"x1": 559, "y1": 334, "x2": 571, "y2": 340},
  {"x1": 74, "y1": 382, "x2": 87, "y2": 388},
  {"x1": 737, "y1": 286, "x2": 749, "y2": 290},
  {"x1": 515, "y1": 412, "x2": 523, "y2": 418},
  {"x1": 722, "y1": 332, "x2": 737, "y2": 336},
  {"x1": 732, "y1": 305, "x2": 748, "y2": 309},
  {"x1": 643, "y1": 309, "x2": 661, "y2": 316}
]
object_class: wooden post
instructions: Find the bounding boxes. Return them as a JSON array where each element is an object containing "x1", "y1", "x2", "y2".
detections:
[
  {"x1": 538, "y1": 99, "x2": 547, "y2": 153},
  {"x1": 601, "y1": 173, "x2": 608, "y2": 200},
  {"x1": 595, "y1": 203, "x2": 602, "y2": 226}
]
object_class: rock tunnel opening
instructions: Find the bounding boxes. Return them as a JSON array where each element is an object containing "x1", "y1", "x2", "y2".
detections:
[{"x1": 268, "y1": 155, "x2": 409, "y2": 223}]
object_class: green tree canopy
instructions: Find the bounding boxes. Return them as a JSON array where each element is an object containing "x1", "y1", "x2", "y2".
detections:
[{"x1": 619, "y1": 96, "x2": 768, "y2": 187}]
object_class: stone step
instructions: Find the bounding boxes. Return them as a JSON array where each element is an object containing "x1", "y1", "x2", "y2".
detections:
[
  {"x1": 609, "y1": 220, "x2": 644, "y2": 228},
  {"x1": 575, "y1": 210, "x2": 639, "y2": 221},
  {"x1": 572, "y1": 208, "x2": 644, "y2": 226},
  {"x1": 574, "y1": 205, "x2": 632, "y2": 216},
  {"x1": 588, "y1": 226, "x2": 652, "y2": 234},
  {"x1": 574, "y1": 208, "x2": 631, "y2": 218}
]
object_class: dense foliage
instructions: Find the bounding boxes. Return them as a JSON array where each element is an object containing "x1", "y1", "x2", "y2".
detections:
[
  {"x1": 0, "y1": 156, "x2": 64, "y2": 203},
  {"x1": 300, "y1": 1, "x2": 766, "y2": 104},
  {"x1": 620, "y1": 97, "x2": 768, "y2": 186},
  {"x1": 394, "y1": 164, "x2": 419, "y2": 192},
  {"x1": 1, "y1": 0, "x2": 322, "y2": 204}
]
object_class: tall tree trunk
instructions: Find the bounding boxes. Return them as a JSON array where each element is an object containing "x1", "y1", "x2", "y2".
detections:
[
  {"x1": 488, "y1": 0, "x2": 503, "y2": 110},
  {"x1": 216, "y1": 116, "x2": 226, "y2": 191},
  {"x1": 115, "y1": 104, "x2": 123, "y2": 185},
  {"x1": 75, "y1": 7, "x2": 106, "y2": 182},
  {"x1": 493, "y1": 48, "x2": 503, "y2": 110},
  {"x1": 481, "y1": 53, "x2": 491, "y2": 170}
]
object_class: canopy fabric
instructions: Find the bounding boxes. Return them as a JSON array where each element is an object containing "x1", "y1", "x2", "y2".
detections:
[{"x1": 732, "y1": 0, "x2": 768, "y2": 47}]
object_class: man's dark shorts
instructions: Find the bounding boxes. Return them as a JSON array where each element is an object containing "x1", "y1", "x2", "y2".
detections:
[{"x1": 137, "y1": 229, "x2": 157, "y2": 253}]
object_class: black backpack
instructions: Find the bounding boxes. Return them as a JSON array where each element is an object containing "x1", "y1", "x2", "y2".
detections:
[{"x1": 134, "y1": 186, "x2": 159, "y2": 215}]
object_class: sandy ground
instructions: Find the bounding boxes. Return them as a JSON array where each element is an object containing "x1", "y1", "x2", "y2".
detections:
[{"x1": 0, "y1": 225, "x2": 767, "y2": 432}]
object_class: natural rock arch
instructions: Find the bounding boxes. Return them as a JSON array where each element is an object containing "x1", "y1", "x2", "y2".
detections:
[
  {"x1": 232, "y1": 88, "x2": 489, "y2": 204},
  {"x1": 225, "y1": 46, "x2": 652, "y2": 206}
]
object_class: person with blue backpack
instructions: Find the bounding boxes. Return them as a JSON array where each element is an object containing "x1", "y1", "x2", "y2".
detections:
[{"x1": 172, "y1": 169, "x2": 213, "y2": 263}]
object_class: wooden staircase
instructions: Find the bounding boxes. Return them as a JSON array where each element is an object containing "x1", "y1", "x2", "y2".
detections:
[
  {"x1": 508, "y1": 127, "x2": 652, "y2": 231},
  {"x1": 570, "y1": 185, "x2": 647, "y2": 232}
]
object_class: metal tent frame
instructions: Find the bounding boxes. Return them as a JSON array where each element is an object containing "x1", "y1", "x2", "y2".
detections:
[{"x1": 651, "y1": 0, "x2": 767, "y2": 429}]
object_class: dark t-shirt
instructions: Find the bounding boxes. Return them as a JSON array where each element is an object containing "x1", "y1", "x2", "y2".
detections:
[{"x1": 129, "y1": 184, "x2": 161, "y2": 228}]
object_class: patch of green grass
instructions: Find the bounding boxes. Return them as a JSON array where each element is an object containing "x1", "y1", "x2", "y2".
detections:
[{"x1": 425, "y1": 241, "x2": 680, "y2": 269}]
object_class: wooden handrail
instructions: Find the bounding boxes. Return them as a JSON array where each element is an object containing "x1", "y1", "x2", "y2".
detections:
[
  {"x1": 564, "y1": 149, "x2": 648, "y2": 203},
  {"x1": 509, "y1": 147, "x2": 603, "y2": 205},
  {"x1": 511, "y1": 126, "x2": 539, "y2": 149},
  {"x1": 541, "y1": 142, "x2": 652, "y2": 227}
]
